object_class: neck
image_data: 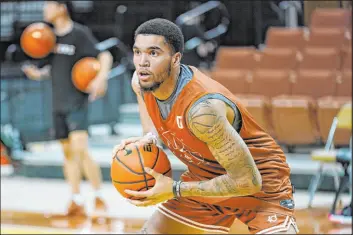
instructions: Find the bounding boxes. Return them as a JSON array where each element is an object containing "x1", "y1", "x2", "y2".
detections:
[
  {"x1": 152, "y1": 66, "x2": 181, "y2": 101},
  {"x1": 53, "y1": 16, "x2": 73, "y2": 36}
]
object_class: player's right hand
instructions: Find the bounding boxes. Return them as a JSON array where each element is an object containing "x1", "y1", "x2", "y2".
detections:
[
  {"x1": 21, "y1": 64, "x2": 41, "y2": 80},
  {"x1": 112, "y1": 134, "x2": 157, "y2": 157}
]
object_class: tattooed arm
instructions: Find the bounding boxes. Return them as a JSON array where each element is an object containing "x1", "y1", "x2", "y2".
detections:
[{"x1": 180, "y1": 99, "x2": 262, "y2": 197}]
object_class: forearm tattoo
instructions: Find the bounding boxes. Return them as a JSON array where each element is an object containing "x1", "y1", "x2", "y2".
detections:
[{"x1": 181, "y1": 99, "x2": 262, "y2": 197}]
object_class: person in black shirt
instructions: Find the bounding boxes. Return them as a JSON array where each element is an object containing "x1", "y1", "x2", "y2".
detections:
[{"x1": 21, "y1": 1, "x2": 113, "y2": 217}]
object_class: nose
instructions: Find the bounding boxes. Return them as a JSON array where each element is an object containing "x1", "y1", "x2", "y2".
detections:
[{"x1": 139, "y1": 54, "x2": 149, "y2": 67}]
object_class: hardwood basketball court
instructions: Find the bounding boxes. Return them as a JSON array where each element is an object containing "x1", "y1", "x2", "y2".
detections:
[{"x1": 1, "y1": 176, "x2": 351, "y2": 234}]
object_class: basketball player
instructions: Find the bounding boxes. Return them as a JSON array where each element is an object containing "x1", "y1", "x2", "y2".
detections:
[
  {"x1": 113, "y1": 18, "x2": 298, "y2": 234},
  {"x1": 21, "y1": 1, "x2": 113, "y2": 217}
]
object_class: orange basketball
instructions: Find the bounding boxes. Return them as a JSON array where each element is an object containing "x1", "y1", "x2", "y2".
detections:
[
  {"x1": 111, "y1": 143, "x2": 172, "y2": 199},
  {"x1": 20, "y1": 22, "x2": 56, "y2": 59},
  {"x1": 71, "y1": 57, "x2": 100, "y2": 92}
]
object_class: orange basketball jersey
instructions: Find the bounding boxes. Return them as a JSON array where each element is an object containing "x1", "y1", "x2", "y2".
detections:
[{"x1": 143, "y1": 66, "x2": 294, "y2": 215}]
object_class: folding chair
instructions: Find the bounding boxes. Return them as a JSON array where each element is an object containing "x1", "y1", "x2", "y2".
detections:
[{"x1": 308, "y1": 102, "x2": 352, "y2": 208}]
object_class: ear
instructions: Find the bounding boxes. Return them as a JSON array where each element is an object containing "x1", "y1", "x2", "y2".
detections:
[{"x1": 172, "y1": 52, "x2": 182, "y2": 68}]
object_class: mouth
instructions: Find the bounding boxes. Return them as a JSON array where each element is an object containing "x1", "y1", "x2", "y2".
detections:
[{"x1": 138, "y1": 71, "x2": 152, "y2": 81}]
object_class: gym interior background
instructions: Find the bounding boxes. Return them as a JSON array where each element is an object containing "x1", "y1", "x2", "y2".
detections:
[{"x1": 0, "y1": 0, "x2": 352, "y2": 234}]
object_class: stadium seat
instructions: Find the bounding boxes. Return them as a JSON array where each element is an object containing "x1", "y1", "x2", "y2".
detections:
[
  {"x1": 271, "y1": 95, "x2": 319, "y2": 145},
  {"x1": 257, "y1": 48, "x2": 298, "y2": 70},
  {"x1": 306, "y1": 28, "x2": 347, "y2": 50},
  {"x1": 248, "y1": 69, "x2": 293, "y2": 98},
  {"x1": 211, "y1": 69, "x2": 250, "y2": 95},
  {"x1": 343, "y1": 29, "x2": 352, "y2": 50},
  {"x1": 265, "y1": 27, "x2": 307, "y2": 51},
  {"x1": 310, "y1": 8, "x2": 351, "y2": 29},
  {"x1": 214, "y1": 46, "x2": 259, "y2": 70},
  {"x1": 341, "y1": 46, "x2": 352, "y2": 70},
  {"x1": 335, "y1": 70, "x2": 352, "y2": 97},
  {"x1": 235, "y1": 94, "x2": 274, "y2": 136},
  {"x1": 298, "y1": 47, "x2": 341, "y2": 71},
  {"x1": 291, "y1": 69, "x2": 337, "y2": 99},
  {"x1": 317, "y1": 96, "x2": 352, "y2": 146}
]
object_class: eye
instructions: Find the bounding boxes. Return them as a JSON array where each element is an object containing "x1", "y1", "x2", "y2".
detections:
[
  {"x1": 134, "y1": 50, "x2": 141, "y2": 55},
  {"x1": 150, "y1": 50, "x2": 158, "y2": 56}
]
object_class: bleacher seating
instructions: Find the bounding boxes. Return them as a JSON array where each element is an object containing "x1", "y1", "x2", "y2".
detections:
[{"x1": 210, "y1": 7, "x2": 352, "y2": 148}]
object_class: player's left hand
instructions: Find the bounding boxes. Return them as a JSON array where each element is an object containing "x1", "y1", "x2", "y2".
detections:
[
  {"x1": 87, "y1": 75, "x2": 107, "y2": 101},
  {"x1": 124, "y1": 167, "x2": 175, "y2": 207}
]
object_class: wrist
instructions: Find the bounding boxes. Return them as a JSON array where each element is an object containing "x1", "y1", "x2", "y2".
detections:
[{"x1": 172, "y1": 181, "x2": 182, "y2": 198}]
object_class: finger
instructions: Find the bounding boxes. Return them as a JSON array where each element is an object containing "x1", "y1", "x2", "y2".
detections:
[
  {"x1": 123, "y1": 137, "x2": 141, "y2": 147},
  {"x1": 116, "y1": 140, "x2": 127, "y2": 151},
  {"x1": 127, "y1": 199, "x2": 154, "y2": 207},
  {"x1": 112, "y1": 145, "x2": 121, "y2": 158},
  {"x1": 115, "y1": 139, "x2": 131, "y2": 151},
  {"x1": 116, "y1": 137, "x2": 140, "y2": 152},
  {"x1": 125, "y1": 189, "x2": 152, "y2": 198},
  {"x1": 144, "y1": 167, "x2": 160, "y2": 178}
]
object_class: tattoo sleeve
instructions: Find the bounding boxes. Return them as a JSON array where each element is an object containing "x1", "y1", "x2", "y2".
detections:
[{"x1": 180, "y1": 99, "x2": 262, "y2": 197}]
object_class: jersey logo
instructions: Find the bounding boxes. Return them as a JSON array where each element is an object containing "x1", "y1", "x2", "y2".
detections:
[
  {"x1": 176, "y1": 116, "x2": 183, "y2": 129},
  {"x1": 267, "y1": 214, "x2": 278, "y2": 223},
  {"x1": 54, "y1": 44, "x2": 76, "y2": 55},
  {"x1": 159, "y1": 129, "x2": 207, "y2": 166}
]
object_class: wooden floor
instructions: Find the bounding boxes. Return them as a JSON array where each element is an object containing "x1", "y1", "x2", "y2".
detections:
[
  {"x1": 1, "y1": 207, "x2": 351, "y2": 234},
  {"x1": 1, "y1": 176, "x2": 351, "y2": 234}
]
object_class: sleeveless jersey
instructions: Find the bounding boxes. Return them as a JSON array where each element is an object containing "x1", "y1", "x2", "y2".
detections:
[{"x1": 143, "y1": 66, "x2": 294, "y2": 214}]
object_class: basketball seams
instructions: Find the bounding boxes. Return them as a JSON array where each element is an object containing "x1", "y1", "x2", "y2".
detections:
[
  {"x1": 135, "y1": 145, "x2": 149, "y2": 190},
  {"x1": 114, "y1": 154, "x2": 145, "y2": 176},
  {"x1": 151, "y1": 146, "x2": 160, "y2": 170},
  {"x1": 111, "y1": 144, "x2": 173, "y2": 199},
  {"x1": 113, "y1": 178, "x2": 155, "y2": 184},
  {"x1": 163, "y1": 167, "x2": 172, "y2": 176},
  {"x1": 112, "y1": 167, "x2": 171, "y2": 184}
]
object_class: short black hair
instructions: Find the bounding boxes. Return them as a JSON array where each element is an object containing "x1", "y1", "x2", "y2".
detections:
[{"x1": 134, "y1": 18, "x2": 184, "y2": 55}]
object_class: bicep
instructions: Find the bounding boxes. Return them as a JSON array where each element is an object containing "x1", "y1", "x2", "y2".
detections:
[{"x1": 187, "y1": 99, "x2": 256, "y2": 177}]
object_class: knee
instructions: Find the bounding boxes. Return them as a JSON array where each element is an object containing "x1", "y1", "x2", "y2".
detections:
[
  {"x1": 68, "y1": 130, "x2": 89, "y2": 156},
  {"x1": 60, "y1": 139, "x2": 72, "y2": 160}
]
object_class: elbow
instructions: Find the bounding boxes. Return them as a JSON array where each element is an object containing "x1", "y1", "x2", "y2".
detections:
[
  {"x1": 250, "y1": 174, "x2": 262, "y2": 194},
  {"x1": 99, "y1": 51, "x2": 113, "y2": 62},
  {"x1": 238, "y1": 172, "x2": 262, "y2": 196},
  {"x1": 252, "y1": 181, "x2": 262, "y2": 194}
]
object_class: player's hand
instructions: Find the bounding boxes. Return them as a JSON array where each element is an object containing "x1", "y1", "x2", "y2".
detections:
[
  {"x1": 112, "y1": 134, "x2": 157, "y2": 157},
  {"x1": 124, "y1": 167, "x2": 174, "y2": 207},
  {"x1": 87, "y1": 75, "x2": 107, "y2": 102},
  {"x1": 21, "y1": 64, "x2": 41, "y2": 80}
]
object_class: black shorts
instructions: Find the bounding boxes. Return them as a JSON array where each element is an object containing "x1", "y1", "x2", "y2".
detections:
[{"x1": 53, "y1": 106, "x2": 88, "y2": 140}]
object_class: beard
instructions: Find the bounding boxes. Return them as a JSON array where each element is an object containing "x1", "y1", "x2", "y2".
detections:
[{"x1": 139, "y1": 64, "x2": 171, "y2": 92}]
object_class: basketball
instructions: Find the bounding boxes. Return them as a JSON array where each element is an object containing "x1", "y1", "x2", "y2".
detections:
[
  {"x1": 111, "y1": 143, "x2": 172, "y2": 199},
  {"x1": 71, "y1": 57, "x2": 100, "y2": 92},
  {"x1": 20, "y1": 22, "x2": 56, "y2": 59}
]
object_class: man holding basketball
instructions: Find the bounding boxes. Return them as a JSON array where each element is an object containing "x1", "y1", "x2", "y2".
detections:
[
  {"x1": 22, "y1": 1, "x2": 113, "y2": 217},
  {"x1": 114, "y1": 18, "x2": 299, "y2": 234}
]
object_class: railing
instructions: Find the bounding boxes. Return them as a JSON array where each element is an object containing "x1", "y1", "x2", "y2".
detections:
[{"x1": 175, "y1": 1, "x2": 230, "y2": 51}]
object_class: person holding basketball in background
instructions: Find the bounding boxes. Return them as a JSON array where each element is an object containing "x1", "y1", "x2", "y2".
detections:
[
  {"x1": 113, "y1": 18, "x2": 298, "y2": 234},
  {"x1": 21, "y1": 1, "x2": 113, "y2": 217}
]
